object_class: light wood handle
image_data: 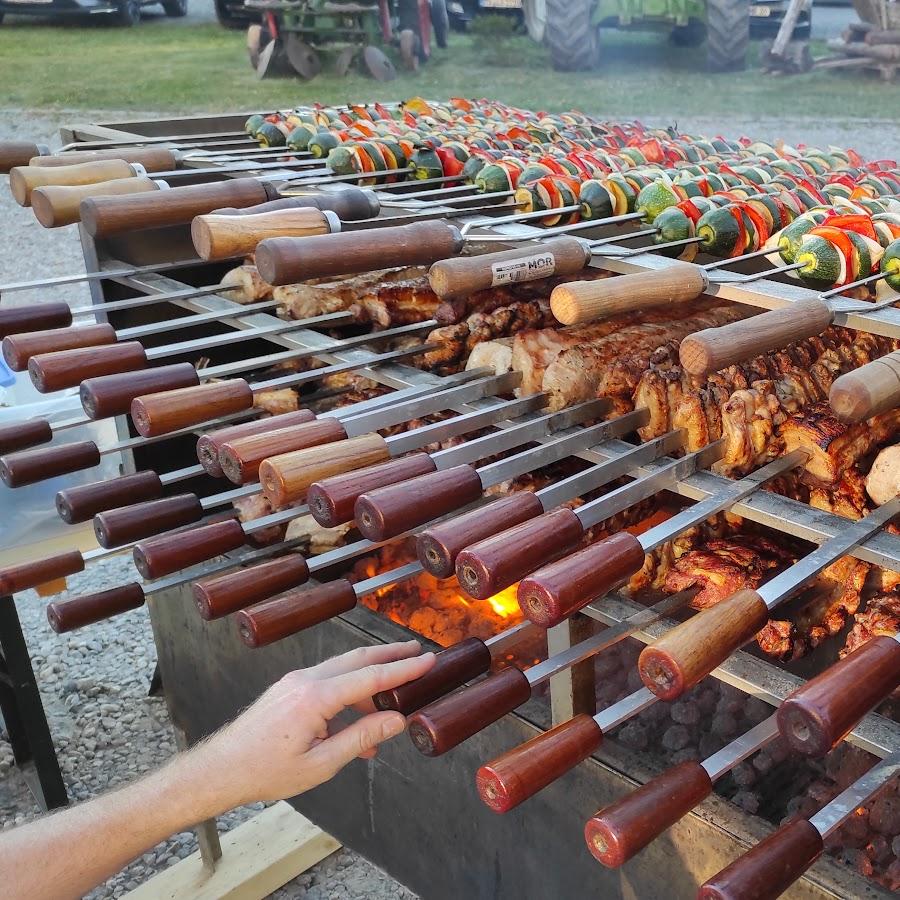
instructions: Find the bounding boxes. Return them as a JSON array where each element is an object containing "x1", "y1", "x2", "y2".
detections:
[
  {"x1": 638, "y1": 589, "x2": 769, "y2": 701},
  {"x1": 680, "y1": 299, "x2": 833, "y2": 379},
  {"x1": 29, "y1": 341, "x2": 147, "y2": 393},
  {"x1": 130, "y1": 380, "x2": 254, "y2": 438},
  {"x1": 829, "y1": 350, "x2": 900, "y2": 422},
  {"x1": 3, "y1": 324, "x2": 117, "y2": 371},
  {"x1": 0, "y1": 140, "x2": 49, "y2": 173},
  {"x1": 9, "y1": 159, "x2": 137, "y2": 206},
  {"x1": 550, "y1": 264, "x2": 708, "y2": 325},
  {"x1": 31, "y1": 177, "x2": 161, "y2": 228},
  {"x1": 28, "y1": 147, "x2": 178, "y2": 172},
  {"x1": 0, "y1": 303, "x2": 73, "y2": 340},
  {"x1": 191, "y1": 208, "x2": 338, "y2": 261}
]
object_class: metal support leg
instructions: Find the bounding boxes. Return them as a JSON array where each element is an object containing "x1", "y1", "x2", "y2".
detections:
[
  {"x1": 0, "y1": 594, "x2": 68, "y2": 810},
  {"x1": 174, "y1": 725, "x2": 222, "y2": 870},
  {"x1": 547, "y1": 614, "x2": 596, "y2": 726}
]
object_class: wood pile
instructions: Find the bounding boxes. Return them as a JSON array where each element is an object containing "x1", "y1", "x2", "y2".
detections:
[{"x1": 818, "y1": 20, "x2": 900, "y2": 80}]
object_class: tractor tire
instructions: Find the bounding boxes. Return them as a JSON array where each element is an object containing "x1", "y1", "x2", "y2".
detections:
[
  {"x1": 545, "y1": 0, "x2": 597, "y2": 71},
  {"x1": 114, "y1": 0, "x2": 141, "y2": 26},
  {"x1": 706, "y1": 0, "x2": 748, "y2": 71},
  {"x1": 430, "y1": 0, "x2": 449, "y2": 48},
  {"x1": 670, "y1": 19, "x2": 705, "y2": 47}
]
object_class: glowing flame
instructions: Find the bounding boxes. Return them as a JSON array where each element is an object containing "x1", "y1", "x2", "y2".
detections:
[{"x1": 486, "y1": 583, "x2": 520, "y2": 619}]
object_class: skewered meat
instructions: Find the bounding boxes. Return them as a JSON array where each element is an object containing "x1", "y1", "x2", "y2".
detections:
[
  {"x1": 254, "y1": 388, "x2": 299, "y2": 416},
  {"x1": 810, "y1": 465, "x2": 871, "y2": 520},
  {"x1": 220, "y1": 264, "x2": 273, "y2": 302},
  {"x1": 842, "y1": 591, "x2": 900, "y2": 657},
  {"x1": 866, "y1": 445, "x2": 900, "y2": 506},
  {"x1": 466, "y1": 337, "x2": 514, "y2": 376}
]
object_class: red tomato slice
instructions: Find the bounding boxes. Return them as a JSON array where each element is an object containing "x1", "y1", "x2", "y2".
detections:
[
  {"x1": 822, "y1": 213, "x2": 878, "y2": 242},
  {"x1": 740, "y1": 202, "x2": 770, "y2": 247},
  {"x1": 677, "y1": 198, "x2": 704, "y2": 225}
]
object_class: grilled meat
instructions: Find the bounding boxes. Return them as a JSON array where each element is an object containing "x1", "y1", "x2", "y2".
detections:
[
  {"x1": 466, "y1": 337, "x2": 514, "y2": 376},
  {"x1": 866, "y1": 445, "x2": 900, "y2": 506},
  {"x1": 253, "y1": 388, "x2": 299, "y2": 416},
  {"x1": 843, "y1": 591, "x2": 900, "y2": 657},
  {"x1": 809, "y1": 465, "x2": 871, "y2": 520},
  {"x1": 220, "y1": 264, "x2": 273, "y2": 302}
]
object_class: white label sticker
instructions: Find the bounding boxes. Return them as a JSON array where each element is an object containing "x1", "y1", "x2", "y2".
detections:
[{"x1": 490, "y1": 253, "x2": 556, "y2": 287}]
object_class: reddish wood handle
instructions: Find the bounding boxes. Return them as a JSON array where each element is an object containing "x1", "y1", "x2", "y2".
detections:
[
  {"x1": 417, "y1": 493, "x2": 545, "y2": 578},
  {"x1": 255, "y1": 221, "x2": 464, "y2": 284},
  {"x1": 10, "y1": 159, "x2": 137, "y2": 206},
  {"x1": 236, "y1": 579, "x2": 357, "y2": 648},
  {"x1": 308, "y1": 453, "x2": 437, "y2": 528},
  {"x1": 455, "y1": 508, "x2": 583, "y2": 601},
  {"x1": 638, "y1": 589, "x2": 769, "y2": 701},
  {"x1": 131, "y1": 380, "x2": 254, "y2": 438},
  {"x1": 354, "y1": 465, "x2": 484, "y2": 542},
  {"x1": 133, "y1": 518, "x2": 246, "y2": 580},
  {"x1": 477, "y1": 714, "x2": 604, "y2": 813},
  {"x1": 584, "y1": 761, "x2": 713, "y2": 867},
  {"x1": 829, "y1": 350, "x2": 900, "y2": 423},
  {"x1": 0, "y1": 418, "x2": 53, "y2": 455},
  {"x1": 0, "y1": 551, "x2": 84, "y2": 595},
  {"x1": 215, "y1": 189, "x2": 378, "y2": 220},
  {"x1": 0, "y1": 303, "x2": 72, "y2": 340},
  {"x1": 29, "y1": 341, "x2": 147, "y2": 393},
  {"x1": 0, "y1": 140, "x2": 49, "y2": 173},
  {"x1": 46, "y1": 583, "x2": 146, "y2": 633},
  {"x1": 32, "y1": 176, "x2": 161, "y2": 229},
  {"x1": 777, "y1": 635, "x2": 900, "y2": 757},
  {"x1": 193, "y1": 553, "x2": 310, "y2": 620},
  {"x1": 0, "y1": 441, "x2": 100, "y2": 488},
  {"x1": 517, "y1": 532, "x2": 646, "y2": 628},
  {"x1": 80, "y1": 363, "x2": 200, "y2": 420},
  {"x1": 55, "y1": 471, "x2": 164, "y2": 524},
  {"x1": 698, "y1": 819, "x2": 824, "y2": 900},
  {"x1": 28, "y1": 147, "x2": 177, "y2": 172},
  {"x1": 372, "y1": 637, "x2": 492, "y2": 715},
  {"x1": 406, "y1": 666, "x2": 532, "y2": 757},
  {"x1": 3, "y1": 323, "x2": 117, "y2": 371},
  {"x1": 93, "y1": 493, "x2": 203, "y2": 548}
]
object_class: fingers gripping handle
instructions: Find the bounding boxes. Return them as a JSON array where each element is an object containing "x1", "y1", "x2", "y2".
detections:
[
  {"x1": 830, "y1": 350, "x2": 900, "y2": 423},
  {"x1": 47, "y1": 583, "x2": 146, "y2": 633}
]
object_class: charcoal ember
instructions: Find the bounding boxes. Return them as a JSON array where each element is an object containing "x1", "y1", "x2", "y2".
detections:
[
  {"x1": 616, "y1": 721, "x2": 649, "y2": 751},
  {"x1": 826, "y1": 744, "x2": 879, "y2": 791},
  {"x1": 699, "y1": 733, "x2": 723, "y2": 759},
  {"x1": 786, "y1": 795, "x2": 819, "y2": 820},
  {"x1": 406, "y1": 606, "x2": 469, "y2": 646},
  {"x1": 595, "y1": 651, "x2": 623, "y2": 679},
  {"x1": 752, "y1": 751, "x2": 774, "y2": 776},
  {"x1": 731, "y1": 790, "x2": 760, "y2": 815},
  {"x1": 807, "y1": 779, "x2": 840, "y2": 808},
  {"x1": 696, "y1": 689, "x2": 718, "y2": 716},
  {"x1": 741, "y1": 697, "x2": 771, "y2": 724},
  {"x1": 892, "y1": 835, "x2": 900, "y2": 858},
  {"x1": 866, "y1": 835, "x2": 892, "y2": 866},
  {"x1": 766, "y1": 738, "x2": 790, "y2": 765},
  {"x1": 831, "y1": 810, "x2": 871, "y2": 850},
  {"x1": 884, "y1": 859, "x2": 900, "y2": 890},
  {"x1": 856, "y1": 850, "x2": 875, "y2": 878},
  {"x1": 671, "y1": 747, "x2": 701, "y2": 765},
  {"x1": 670, "y1": 701, "x2": 701, "y2": 726},
  {"x1": 869, "y1": 790, "x2": 900, "y2": 835},
  {"x1": 597, "y1": 682, "x2": 625, "y2": 707},
  {"x1": 661, "y1": 724, "x2": 691, "y2": 752},
  {"x1": 712, "y1": 712, "x2": 739, "y2": 739},
  {"x1": 731, "y1": 763, "x2": 757, "y2": 789},
  {"x1": 625, "y1": 667, "x2": 644, "y2": 692}
]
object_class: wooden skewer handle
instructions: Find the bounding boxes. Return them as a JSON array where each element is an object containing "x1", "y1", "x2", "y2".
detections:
[
  {"x1": 32, "y1": 177, "x2": 163, "y2": 229},
  {"x1": 354, "y1": 464, "x2": 483, "y2": 542},
  {"x1": 193, "y1": 553, "x2": 310, "y2": 620},
  {"x1": 517, "y1": 533, "x2": 646, "y2": 628},
  {"x1": 697, "y1": 819, "x2": 824, "y2": 900},
  {"x1": 638, "y1": 589, "x2": 769, "y2": 701},
  {"x1": 0, "y1": 441, "x2": 101, "y2": 488},
  {"x1": 9, "y1": 159, "x2": 139, "y2": 206},
  {"x1": 777, "y1": 635, "x2": 900, "y2": 757},
  {"x1": 406, "y1": 666, "x2": 532, "y2": 757},
  {"x1": 131, "y1": 380, "x2": 254, "y2": 438},
  {"x1": 80, "y1": 363, "x2": 200, "y2": 420},
  {"x1": 46, "y1": 583, "x2": 146, "y2": 633},
  {"x1": 416, "y1": 493, "x2": 545, "y2": 578},
  {"x1": 93, "y1": 493, "x2": 204, "y2": 548},
  {"x1": 679, "y1": 299, "x2": 833, "y2": 379},
  {"x1": 584, "y1": 761, "x2": 713, "y2": 868},
  {"x1": 55, "y1": 471, "x2": 164, "y2": 524},
  {"x1": 133, "y1": 518, "x2": 246, "y2": 580},
  {"x1": 0, "y1": 303, "x2": 73, "y2": 340},
  {"x1": 28, "y1": 147, "x2": 178, "y2": 172},
  {"x1": 255, "y1": 221, "x2": 464, "y2": 285},
  {"x1": 29, "y1": 341, "x2": 147, "y2": 393},
  {"x1": 829, "y1": 349, "x2": 900, "y2": 423},
  {"x1": 215, "y1": 188, "x2": 379, "y2": 221},
  {"x1": 236, "y1": 579, "x2": 358, "y2": 648},
  {"x1": 0, "y1": 140, "x2": 50, "y2": 174},
  {"x1": 0, "y1": 550, "x2": 85, "y2": 595},
  {"x1": 0, "y1": 418, "x2": 53, "y2": 455},
  {"x1": 307, "y1": 452, "x2": 437, "y2": 528},
  {"x1": 455, "y1": 508, "x2": 583, "y2": 601},
  {"x1": 428, "y1": 238, "x2": 591, "y2": 301},
  {"x1": 372, "y1": 637, "x2": 492, "y2": 716},
  {"x1": 476, "y1": 714, "x2": 604, "y2": 814},
  {"x1": 3, "y1": 323, "x2": 117, "y2": 371},
  {"x1": 550, "y1": 264, "x2": 708, "y2": 326}
]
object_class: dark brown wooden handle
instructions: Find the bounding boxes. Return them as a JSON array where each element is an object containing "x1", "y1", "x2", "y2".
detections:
[
  {"x1": 10, "y1": 159, "x2": 137, "y2": 206},
  {"x1": 417, "y1": 493, "x2": 545, "y2": 578},
  {"x1": 93, "y1": 493, "x2": 203, "y2": 548},
  {"x1": 0, "y1": 418, "x2": 53, "y2": 455},
  {"x1": 0, "y1": 441, "x2": 100, "y2": 488},
  {"x1": 0, "y1": 550, "x2": 84, "y2": 595},
  {"x1": 3, "y1": 323, "x2": 117, "y2": 371},
  {"x1": 196, "y1": 408, "x2": 316, "y2": 477},
  {"x1": 550, "y1": 265, "x2": 708, "y2": 326},
  {"x1": 213, "y1": 188, "x2": 378, "y2": 220},
  {"x1": 829, "y1": 350, "x2": 900, "y2": 423},
  {"x1": 193, "y1": 553, "x2": 310, "y2": 620},
  {"x1": 638, "y1": 589, "x2": 769, "y2": 701},
  {"x1": 46, "y1": 583, "x2": 146, "y2": 633},
  {"x1": 29, "y1": 341, "x2": 147, "y2": 393},
  {"x1": 133, "y1": 518, "x2": 246, "y2": 580},
  {"x1": 679, "y1": 299, "x2": 833, "y2": 379},
  {"x1": 0, "y1": 140, "x2": 49, "y2": 173},
  {"x1": 698, "y1": 819, "x2": 824, "y2": 900},
  {"x1": 219, "y1": 418, "x2": 348, "y2": 485},
  {"x1": 236, "y1": 579, "x2": 357, "y2": 648},
  {"x1": 455, "y1": 508, "x2": 584, "y2": 601},
  {"x1": 0, "y1": 303, "x2": 72, "y2": 340},
  {"x1": 80, "y1": 363, "x2": 200, "y2": 420},
  {"x1": 28, "y1": 147, "x2": 177, "y2": 172},
  {"x1": 477, "y1": 714, "x2": 604, "y2": 813},
  {"x1": 32, "y1": 177, "x2": 161, "y2": 228},
  {"x1": 56, "y1": 471, "x2": 164, "y2": 524},
  {"x1": 777, "y1": 635, "x2": 900, "y2": 757},
  {"x1": 308, "y1": 452, "x2": 437, "y2": 528},
  {"x1": 81, "y1": 178, "x2": 272, "y2": 238},
  {"x1": 406, "y1": 666, "x2": 532, "y2": 757},
  {"x1": 354, "y1": 464, "x2": 483, "y2": 542},
  {"x1": 255, "y1": 221, "x2": 464, "y2": 284},
  {"x1": 372, "y1": 637, "x2": 491, "y2": 715},
  {"x1": 428, "y1": 238, "x2": 591, "y2": 301},
  {"x1": 584, "y1": 761, "x2": 713, "y2": 867},
  {"x1": 131, "y1": 380, "x2": 254, "y2": 438},
  {"x1": 517, "y1": 532, "x2": 647, "y2": 628}
]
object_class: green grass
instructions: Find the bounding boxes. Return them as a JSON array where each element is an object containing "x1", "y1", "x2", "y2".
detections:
[{"x1": 1, "y1": 21, "x2": 899, "y2": 120}]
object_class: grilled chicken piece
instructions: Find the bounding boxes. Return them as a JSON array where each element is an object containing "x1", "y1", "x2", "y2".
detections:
[
  {"x1": 254, "y1": 388, "x2": 299, "y2": 416},
  {"x1": 354, "y1": 279, "x2": 441, "y2": 328},
  {"x1": 866, "y1": 445, "x2": 900, "y2": 506},
  {"x1": 466, "y1": 337, "x2": 514, "y2": 376},
  {"x1": 843, "y1": 591, "x2": 900, "y2": 657},
  {"x1": 220, "y1": 264, "x2": 273, "y2": 302},
  {"x1": 810, "y1": 465, "x2": 871, "y2": 520}
]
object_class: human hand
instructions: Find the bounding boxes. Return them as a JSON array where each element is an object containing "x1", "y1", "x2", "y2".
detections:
[{"x1": 200, "y1": 641, "x2": 435, "y2": 807}]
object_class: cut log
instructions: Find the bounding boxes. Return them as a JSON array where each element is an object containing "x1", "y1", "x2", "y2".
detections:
[
  {"x1": 865, "y1": 28, "x2": 900, "y2": 44},
  {"x1": 840, "y1": 40, "x2": 900, "y2": 59}
]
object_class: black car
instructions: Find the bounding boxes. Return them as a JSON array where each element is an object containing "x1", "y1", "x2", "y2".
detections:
[
  {"x1": 0, "y1": 0, "x2": 187, "y2": 27},
  {"x1": 749, "y1": 0, "x2": 812, "y2": 39}
]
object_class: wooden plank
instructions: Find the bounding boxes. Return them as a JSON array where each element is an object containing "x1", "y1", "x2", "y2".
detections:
[
  {"x1": 770, "y1": 0, "x2": 806, "y2": 57},
  {"x1": 123, "y1": 802, "x2": 341, "y2": 900}
]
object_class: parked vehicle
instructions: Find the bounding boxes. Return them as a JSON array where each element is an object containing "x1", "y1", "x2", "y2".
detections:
[{"x1": 0, "y1": 0, "x2": 186, "y2": 26}]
